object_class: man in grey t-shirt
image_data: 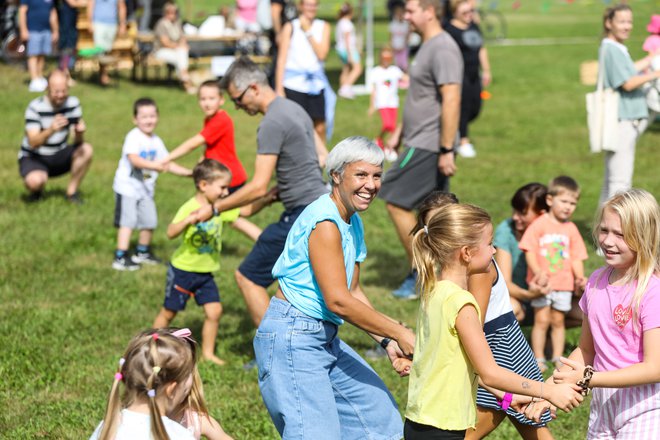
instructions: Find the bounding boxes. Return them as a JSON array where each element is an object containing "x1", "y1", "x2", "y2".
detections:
[
  {"x1": 379, "y1": 0, "x2": 463, "y2": 299},
  {"x1": 201, "y1": 56, "x2": 328, "y2": 329}
]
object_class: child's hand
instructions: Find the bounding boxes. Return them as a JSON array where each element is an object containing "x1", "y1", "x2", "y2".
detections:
[
  {"x1": 391, "y1": 357, "x2": 412, "y2": 377},
  {"x1": 509, "y1": 394, "x2": 532, "y2": 413},
  {"x1": 574, "y1": 277, "x2": 586, "y2": 295},
  {"x1": 545, "y1": 381, "x2": 584, "y2": 413},
  {"x1": 265, "y1": 186, "x2": 280, "y2": 204},
  {"x1": 367, "y1": 106, "x2": 375, "y2": 116},
  {"x1": 186, "y1": 212, "x2": 199, "y2": 225},
  {"x1": 522, "y1": 399, "x2": 556, "y2": 423}
]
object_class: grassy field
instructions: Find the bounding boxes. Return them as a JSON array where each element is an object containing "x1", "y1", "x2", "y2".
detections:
[{"x1": 1, "y1": 0, "x2": 659, "y2": 438}]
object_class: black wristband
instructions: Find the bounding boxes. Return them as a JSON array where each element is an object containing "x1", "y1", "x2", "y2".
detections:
[
  {"x1": 380, "y1": 337, "x2": 392, "y2": 350},
  {"x1": 439, "y1": 146, "x2": 455, "y2": 155}
]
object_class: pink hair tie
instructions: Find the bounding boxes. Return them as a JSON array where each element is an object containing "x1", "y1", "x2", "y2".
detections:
[
  {"x1": 152, "y1": 333, "x2": 159, "y2": 340},
  {"x1": 172, "y1": 328, "x2": 192, "y2": 339},
  {"x1": 115, "y1": 372, "x2": 123, "y2": 381}
]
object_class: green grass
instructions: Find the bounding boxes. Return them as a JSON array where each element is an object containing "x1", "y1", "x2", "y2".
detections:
[{"x1": 1, "y1": 0, "x2": 659, "y2": 438}]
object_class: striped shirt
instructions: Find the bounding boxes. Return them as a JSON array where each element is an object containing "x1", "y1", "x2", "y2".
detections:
[{"x1": 20, "y1": 95, "x2": 82, "y2": 158}]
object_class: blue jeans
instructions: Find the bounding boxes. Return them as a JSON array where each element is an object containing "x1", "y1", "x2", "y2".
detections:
[{"x1": 254, "y1": 297, "x2": 403, "y2": 440}]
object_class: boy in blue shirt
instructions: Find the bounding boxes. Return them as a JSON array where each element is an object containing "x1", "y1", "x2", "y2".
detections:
[{"x1": 19, "y1": 0, "x2": 59, "y2": 92}]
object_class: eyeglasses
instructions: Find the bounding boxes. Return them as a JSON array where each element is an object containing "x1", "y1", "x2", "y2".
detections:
[{"x1": 230, "y1": 85, "x2": 252, "y2": 108}]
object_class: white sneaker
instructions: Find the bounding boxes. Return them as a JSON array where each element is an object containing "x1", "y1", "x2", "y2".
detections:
[
  {"x1": 385, "y1": 148, "x2": 398, "y2": 162},
  {"x1": 28, "y1": 78, "x2": 46, "y2": 92},
  {"x1": 338, "y1": 85, "x2": 355, "y2": 99},
  {"x1": 457, "y1": 143, "x2": 477, "y2": 158}
]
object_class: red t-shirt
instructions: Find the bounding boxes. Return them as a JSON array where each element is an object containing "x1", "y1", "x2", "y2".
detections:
[{"x1": 200, "y1": 110, "x2": 247, "y2": 187}]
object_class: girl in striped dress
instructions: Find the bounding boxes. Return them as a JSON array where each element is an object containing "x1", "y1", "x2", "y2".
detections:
[
  {"x1": 412, "y1": 192, "x2": 553, "y2": 439},
  {"x1": 552, "y1": 189, "x2": 660, "y2": 439}
]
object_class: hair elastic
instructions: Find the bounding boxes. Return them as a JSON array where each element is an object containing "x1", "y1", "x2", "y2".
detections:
[
  {"x1": 423, "y1": 225, "x2": 429, "y2": 235},
  {"x1": 147, "y1": 389, "x2": 156, "y2": 398},
  {"x1": 172, "y1": 328, "x2": 192, "y2": 339},
  {"x1": 114, "y1": 372, "x2": 123, "y2": 381},
  {"x1": 152, "y1": 366, "x2": 161, "y2": 374},
  {"x1": 118, "y1": 358, "x2": 125, "y2": 367},
  {"x1": 152, "y1": 333, "x2": 159, "y2": 340}
]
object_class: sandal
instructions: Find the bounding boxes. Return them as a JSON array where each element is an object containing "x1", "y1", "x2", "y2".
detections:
[
  {"x1": 536, "y1": 357, "x2": 548, "y2": 373},
  {"x1": 551, "y1": 357, "x2": 563, "y2": 370}
]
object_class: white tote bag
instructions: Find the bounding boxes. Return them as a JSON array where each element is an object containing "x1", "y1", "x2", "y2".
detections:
[{"x1": 586, "y1": 47, "x2": 620, "y2": 153}]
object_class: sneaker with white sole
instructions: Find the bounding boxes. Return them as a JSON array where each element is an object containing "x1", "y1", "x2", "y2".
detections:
[
  {"x1": 456, "y1": 143, "x2": 477, "y2": 158},
  {"x1": 392, "y1": 271, "x2": 419, "y2": 300},
  {"x1": 131, "y1": 252, "x2": 162, "y2": 265},
  {"x1": 112, "y1": 255, "x2": 141, "y2": 271},
  {"x1": 28, "y1": 78, "x2": 47, "y2": 92}
]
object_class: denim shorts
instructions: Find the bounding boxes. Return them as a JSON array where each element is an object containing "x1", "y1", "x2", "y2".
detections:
[
  {"x1": 238, "y1": 206, "x2": 305, "y2": 288},
  {"x1": 531, "y1": 290, "x2": 572, "y2": 312},
  {"x1": 27, "y1": 30, "x2": 52, "y2": 56},
  {"x1": 254, "y1": 297, "x2": 403, "y2": 440},
  {"x1": 163, "y1": 264, "x2": 220, "y2": 311}
]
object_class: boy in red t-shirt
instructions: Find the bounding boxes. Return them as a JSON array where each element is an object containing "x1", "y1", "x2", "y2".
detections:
[{"x1": 164, "y1": 80, "x2": 262, "y2": 240}]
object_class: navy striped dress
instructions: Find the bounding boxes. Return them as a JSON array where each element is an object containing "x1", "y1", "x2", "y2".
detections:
[{"x1": 476, "y1": 261, "x2": 551, "y2": 426}]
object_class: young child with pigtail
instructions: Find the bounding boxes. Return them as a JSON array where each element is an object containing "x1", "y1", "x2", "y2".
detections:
[
  {"x1": 90, "y1": 328, "x2": 232, "y2": 440},
  {"x1": 395, "y1": 202, "x2": 583, "y2": 439}
]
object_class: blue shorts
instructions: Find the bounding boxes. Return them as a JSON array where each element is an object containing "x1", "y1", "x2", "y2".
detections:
[
  {"x1": 163, "y1": 264, "x2": 220, "y2": 311},
  {"x1": 27, "y1": 30, "x2": 52, "y2": 56},
  {"x1": 238, "y1": 205, "x2": 306, "y2": 288},
  {"x1": 337, "y1": 48, "x2": 361, "y2": 65}
]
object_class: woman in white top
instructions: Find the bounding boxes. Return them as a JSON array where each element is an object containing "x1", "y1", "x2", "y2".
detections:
[
  {"x1": 275, "y1": 0, "x2": 331, "y2": 142},
  {"x1": 335, "y1": 2, "x2": 362, "y2": 99},
  {"x1": 153, "y1": 2, "x2": 194, "y2": 93}
]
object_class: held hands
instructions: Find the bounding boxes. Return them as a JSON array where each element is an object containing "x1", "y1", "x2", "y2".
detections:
[
  {"x1": 394, "y1": 325, "x2": 415, "y2": 358},
  {"x1": 552, "y1": 357, "x2": 585, "y2": 387},
  {"x1": 391, "y1": 357, "x2": 412, "y2": 377},
  {"x1": 543, "y1": 381, "x2": 584, "y2": 413},
  {"x1": 522, "y1": 399, "x2": 557, "y2": 423}
]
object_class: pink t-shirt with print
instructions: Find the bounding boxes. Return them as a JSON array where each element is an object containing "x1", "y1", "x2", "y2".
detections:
[
  {"x1": 519, "y1": 213, "x2": 588, "y2": 291},
  {"x1": 579, "y1": 267, "x2": 660, "y2": 372}
]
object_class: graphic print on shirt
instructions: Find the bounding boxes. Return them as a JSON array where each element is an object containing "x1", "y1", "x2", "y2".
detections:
[
  {"x1": 539, "y1": 233, "x2": 570, "y2": 273},
  {"x1": 190, "y1": 220, "x2": 220, "y2": 254},
  {"x1": 131, "y1": 148, "x2": 158, "y2": 180},
  {"x1": 613, "y1": 303, "x2": 632, "y2": 330}
]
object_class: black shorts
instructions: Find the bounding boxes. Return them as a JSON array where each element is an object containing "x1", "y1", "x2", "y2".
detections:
[
  {"x1": 163, "y1": 264, "x2": 221, "y2": 311},
  {"x1": 18, "y1": 144, "x2": 80, "y2": 178},
  {"x1": 379, "y1": 147, "x2": 450, "y2": 211},
  {"x1": 284, "y1": 87, "x2": 326, "y2": 121},
  {"x1": 404, "y1": 419, "x2": 466, "y2": 440}
]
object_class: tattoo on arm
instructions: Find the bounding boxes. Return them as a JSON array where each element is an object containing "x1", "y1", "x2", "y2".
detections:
[{"x1": 522, "y1": 381, "x2": 530, "y2": 389}]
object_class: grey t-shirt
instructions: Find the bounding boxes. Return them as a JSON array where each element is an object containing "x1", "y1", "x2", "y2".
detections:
[
  {"x1": 402, "y1": 32, "x2": 463, "y2": 153},
  {"x1": 257, "y1": 97, "x2": 328, "y2": 210}
]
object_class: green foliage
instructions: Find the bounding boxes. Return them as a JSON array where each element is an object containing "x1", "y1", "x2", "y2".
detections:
[{"x1": 1, "y1": 0, "x2": 658, "y2": 438}]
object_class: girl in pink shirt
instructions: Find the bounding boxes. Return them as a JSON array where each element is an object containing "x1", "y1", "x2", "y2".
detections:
[{"x1": 550, "y1": 189, "x2": 660, "y2": 439}]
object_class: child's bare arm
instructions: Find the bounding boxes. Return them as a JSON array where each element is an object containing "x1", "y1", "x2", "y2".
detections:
[
  {"x1": 571, "y1": 259, "x2": 586, "y2": 293},
  {"x1": 166, "y1": 134, "x2": 205, "y2": 163},
  {"x1": 127, "y1": 153, "x2": 165, "y2": 172},
  {"x1": 164, "y1": 161, "x2": 193, "y2": 177},
  {"x1": 200, "y1": 414, "x2": 234, "y2": 440},
  {"x1": 392, "y1": 357, "x2": 412, "y2": 376},
  {"x1": 524, "y1": 251, "x2": 548, "y2": 287},
  {"x1": 167, "y1": 214, "x2": 197, "y2": 239}
]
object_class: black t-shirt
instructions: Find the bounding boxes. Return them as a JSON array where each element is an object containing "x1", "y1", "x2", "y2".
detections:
[{"x1": 444, "y1": 22, "x2": 483, "y2": 82}]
